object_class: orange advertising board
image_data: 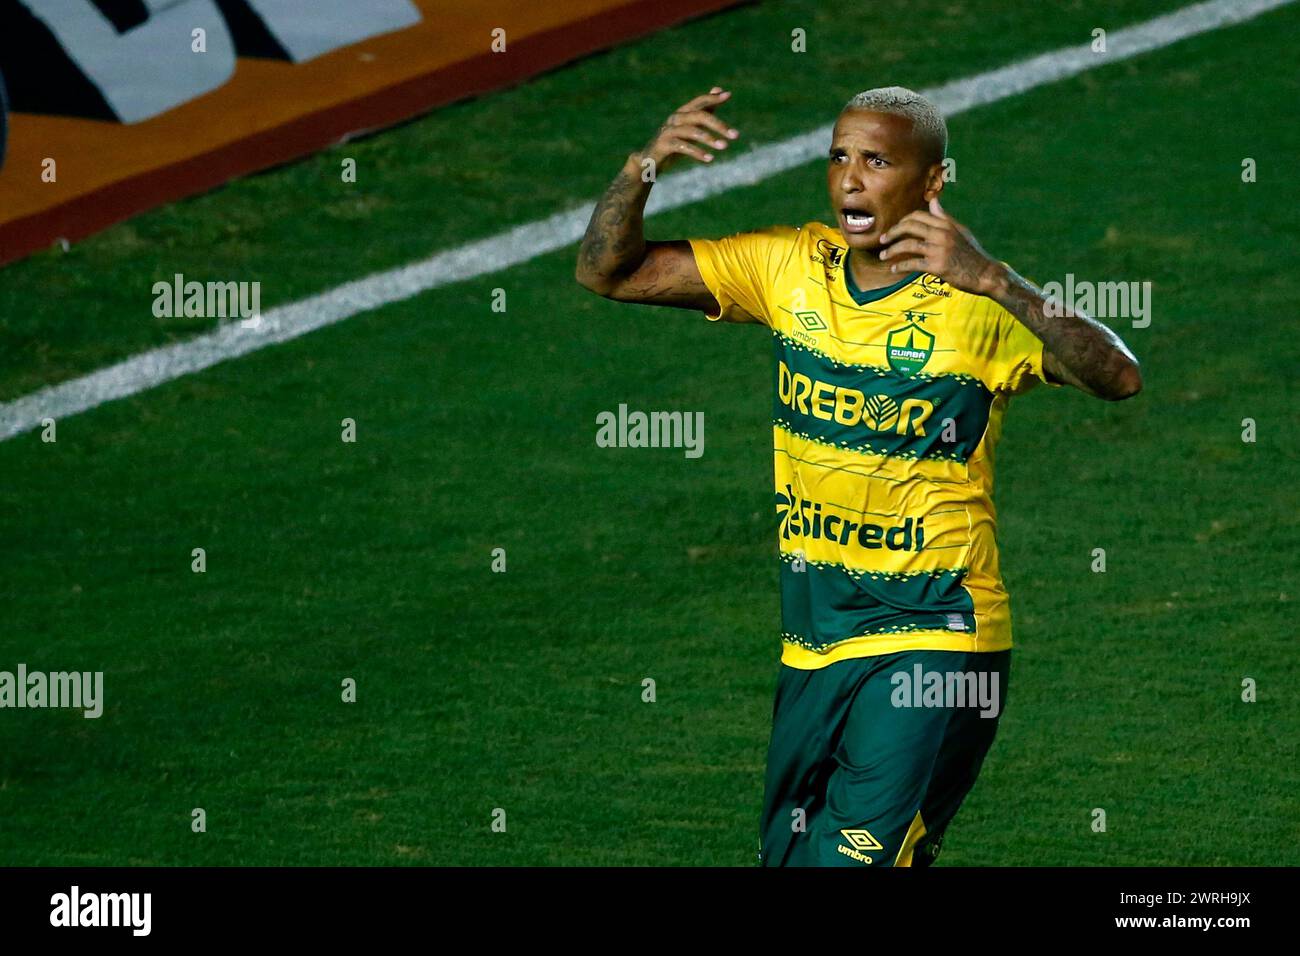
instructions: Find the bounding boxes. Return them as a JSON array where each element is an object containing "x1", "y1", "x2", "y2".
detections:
[{"x1": 0, "y1": 0, "x2": 739, "y2": 265}]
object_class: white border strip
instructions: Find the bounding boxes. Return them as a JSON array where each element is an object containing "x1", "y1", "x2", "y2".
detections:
[{"x1": 1, "y1": 0, "x2": 1290, "y2": 442}]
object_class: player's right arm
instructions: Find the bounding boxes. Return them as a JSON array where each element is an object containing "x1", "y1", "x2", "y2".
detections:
[{"x1": 575, "y1": 87, "x2": 738, "y2": 311}]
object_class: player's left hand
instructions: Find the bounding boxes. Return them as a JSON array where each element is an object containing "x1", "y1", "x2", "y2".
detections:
[{"x1": 878, "y1": 197, "x2": 1007, "y2": 297}]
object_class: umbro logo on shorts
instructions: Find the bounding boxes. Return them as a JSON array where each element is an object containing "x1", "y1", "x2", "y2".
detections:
[{"x1": 837, "y1": 828, "x2": 883, "y2": 864}]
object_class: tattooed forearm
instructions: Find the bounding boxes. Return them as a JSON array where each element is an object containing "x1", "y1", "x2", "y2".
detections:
[
  {"x1": 574, "y1": 158, "x2": 715, "y2": 311},
  {"x1": 576, "y1": 88, "x2": 734, "y2": 311},
  {"x1": 989, "y1": 268, "x2": 1143, "y2": 401},
  {"x1": 576, "y1": 154, "x2": 652, "y2": 294}
]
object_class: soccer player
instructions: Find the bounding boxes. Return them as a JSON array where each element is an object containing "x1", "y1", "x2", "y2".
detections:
[{"x1": 575, "y1": 86, "x2": 1141, "y2": 866}]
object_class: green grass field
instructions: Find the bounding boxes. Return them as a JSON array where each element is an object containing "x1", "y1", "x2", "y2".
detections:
[{"x1": 2, "y1": 0, "x2": 1297, "y2": 865}]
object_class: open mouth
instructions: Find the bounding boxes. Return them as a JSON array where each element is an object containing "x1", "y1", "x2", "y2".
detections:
[{"x1": 839, "y1": 208, "x2": 876, "y2": 234}]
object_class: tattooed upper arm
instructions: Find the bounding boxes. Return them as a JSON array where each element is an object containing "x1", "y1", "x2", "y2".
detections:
[{"x1": 605, "y1": 241, "x2": 720, "y2": 313}]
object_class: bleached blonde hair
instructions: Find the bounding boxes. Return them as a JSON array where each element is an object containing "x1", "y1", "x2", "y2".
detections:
[{"x1": 841, "y1": 86, "x2": 947, "y2": 162}]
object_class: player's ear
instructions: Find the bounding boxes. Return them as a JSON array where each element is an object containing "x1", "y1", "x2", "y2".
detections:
[{"x1": 922, "y1": 162, "x2": 945, "y2": 203}]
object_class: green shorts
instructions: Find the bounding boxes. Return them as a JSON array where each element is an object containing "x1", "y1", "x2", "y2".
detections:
[{"x1": 759, "y1": 648, "x2": 1010, "y2": 867}]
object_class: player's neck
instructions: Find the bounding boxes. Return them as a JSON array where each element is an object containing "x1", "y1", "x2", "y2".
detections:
[{"x1": 847, "y1": 248, "x2": 903, "y2": 292}]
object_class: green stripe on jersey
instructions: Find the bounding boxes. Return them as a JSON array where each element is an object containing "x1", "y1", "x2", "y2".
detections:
[
  {"x1": 780, "y1": 555, "x2": 976, "y2": 651},
  {"x1": 773, "y1": 334, "x2": 994, "y2": 463}
]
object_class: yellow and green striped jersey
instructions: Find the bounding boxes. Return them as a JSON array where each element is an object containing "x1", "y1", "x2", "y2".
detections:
[{"x1": 688, "y1": 221, "x2": 1058, "y2": 670}]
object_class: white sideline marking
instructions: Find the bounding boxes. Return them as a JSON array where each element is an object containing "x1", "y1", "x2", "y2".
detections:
[{"x1": 1, "y1": 0, "x2": 1291, "y2": 442}]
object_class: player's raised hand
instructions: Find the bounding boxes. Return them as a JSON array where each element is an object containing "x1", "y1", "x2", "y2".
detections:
[
  {"x1": 878, "y1": 197, "x2": 1006, "y2": 297},
  {"x1": 636, "y1": 86, "x2": 739, "y2": 175}
]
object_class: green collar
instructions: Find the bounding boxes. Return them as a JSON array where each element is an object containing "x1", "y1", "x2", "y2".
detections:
[{"x1": 844, "y1": 250, "x2": 921, "y2": 305}]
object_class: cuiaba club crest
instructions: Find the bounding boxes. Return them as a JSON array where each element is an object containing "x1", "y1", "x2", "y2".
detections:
[{"x1": 886, "y1": 311, "x2": 935, "y2": 375}]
